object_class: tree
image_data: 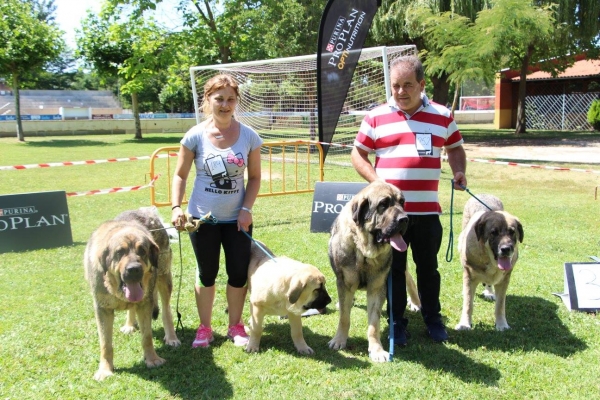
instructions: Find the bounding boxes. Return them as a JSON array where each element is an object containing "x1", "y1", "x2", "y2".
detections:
[
  {"x1": 77, "y1": 3, "x2": 174, "y2": 139},
  {"x1": 20, "y1": 51, "x2": 79, "y2": 90},
  {"x1": 473, "y1": 0, "x2": 600, "y2": 134},
  {"x1": 27, "y1": 0, "x2": 58, "y2": 23},
  {"x1": 0, "y1": 0, "x2": 64, "y2": 141},
  {"x1": 99, "y1": 0, "x2": 328, "y2": 113},
  {"x1": 409, "y1": 10, "x2": 495, "y2": 113},
  {"x1": 371, "y1": 0, "x2": 493, "y2": 105}
]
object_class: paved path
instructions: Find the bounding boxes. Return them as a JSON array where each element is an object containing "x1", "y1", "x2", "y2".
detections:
[{"x1": 463, "y1": 142, "x2": 599, "y2": 164}]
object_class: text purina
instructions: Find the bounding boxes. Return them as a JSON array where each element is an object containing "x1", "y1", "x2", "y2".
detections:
[
  {"x1": 327, "y1": 9, "x2": 366, "y2": 69},
  {"x1": 0, "y1": 206, "x2": 37, "y2": 216},
  {"x1": 0, "y1": 214, "x2": 69, "y2": 231}
]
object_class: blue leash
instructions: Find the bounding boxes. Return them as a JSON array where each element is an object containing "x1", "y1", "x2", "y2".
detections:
[
  {"x1": 241, "y1": 229, "x2": 276, "y2": 261},
  {"x1": 387, "y1": 273, "x2": 394, "y2": 362},
  {"x1": 196, "y1": 213, "x2": 275, "y2": 262},
  {"x1": 445, "y1": 180, "x2": 493, "y2": 262}
]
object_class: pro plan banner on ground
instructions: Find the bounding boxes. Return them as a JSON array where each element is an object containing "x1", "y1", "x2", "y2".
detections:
[
  {"x1": 0, "y1": 191, "x2": 73, "y2": 253},
  {"x1": 317, "y1": 0, "x2": 381, "y2": 159}
]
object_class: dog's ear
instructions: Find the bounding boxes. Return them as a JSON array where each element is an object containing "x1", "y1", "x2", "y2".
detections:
[
  {"x1": 352, "y1": 197, "x2": 370, "y2": 226},
  {"x1": 287, "y1": 276, "x2": 306, "y2": 305},
  {"x1": 100, "y1": 247, "x2": 111, "y2": 272},
  {"x1": 516, "y1": 219, "x2": 524, "y2": 243},
  {"x1": 474, "y1": 214, "x2": 489, "y2": 242},
  {"x1": 148, "y1": 239, "x2": 160, "y2": 269}
]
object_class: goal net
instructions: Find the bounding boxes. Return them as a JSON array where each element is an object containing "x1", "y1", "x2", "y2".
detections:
[{"x1": 190, "y1": 45, "x2": 416, "y2": 160}]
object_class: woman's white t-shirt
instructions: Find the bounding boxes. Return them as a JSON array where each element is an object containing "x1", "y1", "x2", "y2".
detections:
[{"x1": 181, "y1": 122, "x2": 263, "y2": 221}]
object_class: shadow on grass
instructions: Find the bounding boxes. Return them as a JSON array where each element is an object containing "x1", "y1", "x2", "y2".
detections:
[
  {"x1": 396, "y1": 340, "x2": 502, "y2": 386},
  {"x1": 23, "y1": 139, "x2": 116, "y2": 147},
  {"x1": 242, "y1": 321, "x2": 371, "y2": 370},
  {"x1": 452, "y1": 295, "x2": 587, "y2": 357},
  {"x1": 119, "y1": 327, "x2": 234, "y2": 399},
  {"x1": 269, "y1": 306, "x2": 502, "y2": 386}
]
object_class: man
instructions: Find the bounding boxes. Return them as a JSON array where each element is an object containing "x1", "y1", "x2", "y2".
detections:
[{"x1": 351, "y1": 55, "x2": 467, "y2": 344}]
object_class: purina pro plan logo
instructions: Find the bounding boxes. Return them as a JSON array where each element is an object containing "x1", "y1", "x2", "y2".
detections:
[{"x1": 0, "y1": 191, "x2": 73, "y2": 253}]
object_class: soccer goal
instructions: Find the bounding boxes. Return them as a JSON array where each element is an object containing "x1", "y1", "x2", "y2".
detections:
[{"x1": 189, "y1": 45, "x2": 417, "y2": 159}]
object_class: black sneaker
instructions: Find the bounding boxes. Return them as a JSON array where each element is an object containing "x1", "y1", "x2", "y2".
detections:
[
  {"x1": 426, "y1": 321, "x2": 449, "y2": 343},
  {"x1": 389, "y1": 318, "x2": 409, "y2": 347}
]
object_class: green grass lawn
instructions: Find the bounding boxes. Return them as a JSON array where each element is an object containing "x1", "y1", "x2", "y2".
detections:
[{"x1": 0, "y1": 131, "x2": 599, "y2": 399}]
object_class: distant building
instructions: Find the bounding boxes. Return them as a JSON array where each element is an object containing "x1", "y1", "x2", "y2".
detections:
[{"x1": 495, "y1": 55, "x2": 600, "y2": 130}]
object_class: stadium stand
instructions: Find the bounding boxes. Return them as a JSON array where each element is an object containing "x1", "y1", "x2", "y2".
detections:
[{"x1": 0, "y1": 89, "x2": 122, "y2": 116}]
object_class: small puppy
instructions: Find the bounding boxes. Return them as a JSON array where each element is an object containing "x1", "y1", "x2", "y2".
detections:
[
  {"x1": 246, "y1": 240, "x2": 331, "y2": 354},
  {"x1": 456, "y1": 195, "x2": 524, "y2": 331}
]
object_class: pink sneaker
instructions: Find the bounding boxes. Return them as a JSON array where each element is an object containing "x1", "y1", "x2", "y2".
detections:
[
  {"x1": 192, "y1": 325, "x2": 214, "y2": 348},
  {"x1": 227, "y1": 323, "x2": 249, "y2": 346}
]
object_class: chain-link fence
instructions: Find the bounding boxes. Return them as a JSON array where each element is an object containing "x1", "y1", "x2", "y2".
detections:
[{"x1": 526, "y1": 91, "x2": 599, "y2": 131}]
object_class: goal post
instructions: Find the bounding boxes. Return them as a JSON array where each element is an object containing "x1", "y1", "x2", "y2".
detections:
[{"x1": 189, "y1": 45, "x2": 416, "y2": 159}]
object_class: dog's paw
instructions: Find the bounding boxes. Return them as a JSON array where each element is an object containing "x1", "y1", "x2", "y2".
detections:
[
  {"x1": 328, "y1": 336, "x2": 347, "y2": 350},
  {"x1": 120, "y1": 324, "x2": 138, "y2": 334},
  {"x1": 482, "y1": 291, "x2": 496, "y2": 302},
  {"x1": 368, "y1": 349, "x2": 390, "y2": 363},
  {"x1": 164, "y1": 336, "x2": 181, "y2": 347},
  {"x1": 145, "y1": 355, "x2": 166, "y2": 368},
  {"x1": 93, "y1": 368, "x2": 114, "y2": 381},
  {"x1": 495, "y1": 322, "x2": 510, "y2": 331},
  {"x1": 407, "y1": 300, "x2": 421, "y2": 312},
  {"x1": 245, "y1": 343, "x2": 260, "y2": 353},
  {"x1": 454, "y1": 323, "x2": 472, "y2": 331},
  {"x1": 296, "y1": 345, "x2": 315, "y2": 355}
]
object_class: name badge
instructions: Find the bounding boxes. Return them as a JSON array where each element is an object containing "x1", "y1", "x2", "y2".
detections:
[{"x1": 415, "y1": 133, "x2": 432, "y2": 156}]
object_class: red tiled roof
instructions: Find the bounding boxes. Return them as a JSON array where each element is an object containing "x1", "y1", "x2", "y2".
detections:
[{"x1": 512, "y1": 58, "x2": 600, "y2": 81}]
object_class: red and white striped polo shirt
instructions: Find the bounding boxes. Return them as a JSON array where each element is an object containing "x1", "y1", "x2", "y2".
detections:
[{"x1": 354, "y1": 95, "x2": 464, "y2": 215}]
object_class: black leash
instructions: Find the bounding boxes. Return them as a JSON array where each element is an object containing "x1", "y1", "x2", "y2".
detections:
[
  {"x1": 175, "y1": 230, "x2": 185, "y2": 338},
  {"x1": 445, "y1": 180, "x2": 493, "y2": 262},
  {"x1": 163, "y1": 212, "x2": 220, "y2": 339}
]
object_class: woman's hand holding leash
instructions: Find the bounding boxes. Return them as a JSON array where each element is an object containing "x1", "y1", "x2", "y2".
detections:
[
  {"x1": 171, "y1": 205, "x2": 186, "y2": 231},
  {"x1": 237, "y1": 206, "x2": 252, "y2": 232}
]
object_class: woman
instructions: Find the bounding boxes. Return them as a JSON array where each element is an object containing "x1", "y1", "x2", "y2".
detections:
[{"x1": 171, "y1": 74, "x2": 262, "y2": 348}]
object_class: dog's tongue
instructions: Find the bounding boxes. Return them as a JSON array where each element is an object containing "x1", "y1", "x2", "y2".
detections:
[
  {"x1": 124, "y1": 283, "x2": 144, "y2": 302},
  {"x1": 497, "y1": 257, "x2": 513, "y2": 271},
  {"x1": 390, "y1": 234, "x2": 407, "y2": 252}
]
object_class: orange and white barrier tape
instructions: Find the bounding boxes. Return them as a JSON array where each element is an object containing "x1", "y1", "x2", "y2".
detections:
[
  {"x1": 2, "y1": 142, "x2": 597, "y2": 175},
  {"x1": 0, "y1": 153, "x2": 177, "y2": 171},
  {"x1": 66, "y1": 175, "x2": 160, "y2": 197},
  {"x1": 293, "y1": 140, "x2": 600, "y2": 174}
]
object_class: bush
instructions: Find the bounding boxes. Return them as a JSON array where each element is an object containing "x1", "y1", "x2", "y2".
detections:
[{"x1": 587, "y1": 99, "x2": 600, "y2": 130}]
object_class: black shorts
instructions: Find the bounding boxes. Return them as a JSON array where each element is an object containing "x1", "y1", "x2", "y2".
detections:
[{"x1": 189, "y1": 222, "x2": 252, "y2": 288}]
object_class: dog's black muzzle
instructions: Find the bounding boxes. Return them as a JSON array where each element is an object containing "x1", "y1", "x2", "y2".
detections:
[
  {"x1": 305, "y1": 287, "x2": 332, "y2": 310},
  {"x1": 122, "y1": 262, "x2": 144, "y2": 282}
]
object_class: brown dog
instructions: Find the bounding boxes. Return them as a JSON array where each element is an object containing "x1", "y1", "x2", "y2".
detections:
[
  {"x1": 84, "y1": 207, "x2": 180, "y2": 381},
  {"x1": 246, "y1": 240, "x2": 331, "y2": 354},
  {"x1": 456, "y1": 195, "x2": 524, "y2": 331},
  {"x1": 114, "y1": 208, "x2": 180, "y2": 347},
  {"x1": 328, "y1": 180, "x2": 409, "y2": 362}
]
